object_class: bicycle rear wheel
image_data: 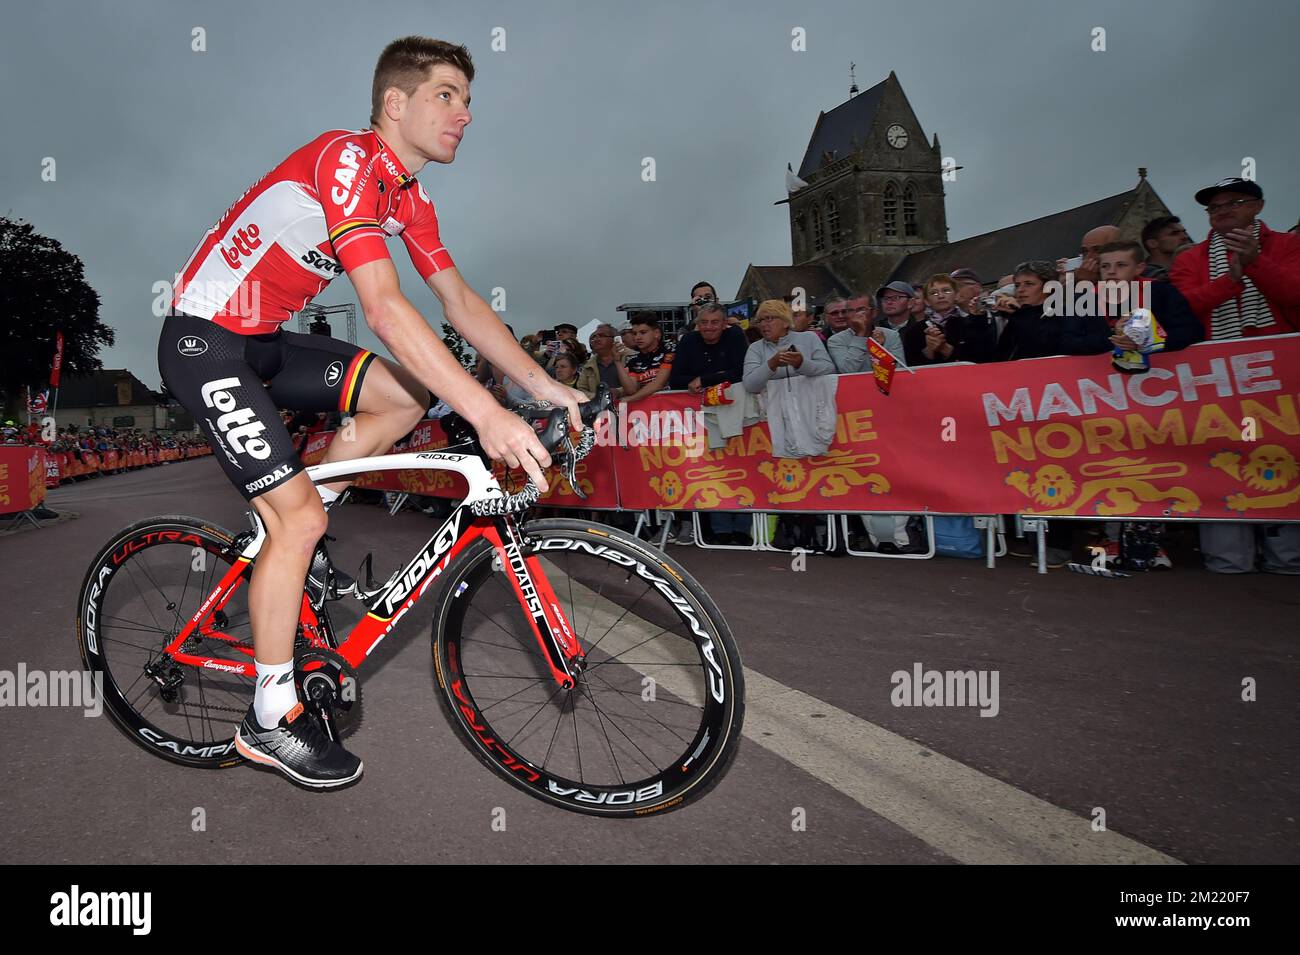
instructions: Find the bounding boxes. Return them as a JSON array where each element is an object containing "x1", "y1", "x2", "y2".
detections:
[
  {"x1": 430, "y1": 518, "x2": 744, "y2": 817},
  {"x1": 76, "y1": 516, "x2": 254, "y2": 768}
]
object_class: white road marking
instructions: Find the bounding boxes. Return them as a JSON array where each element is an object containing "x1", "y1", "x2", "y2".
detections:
[{"x1": 553, "y1": 562, "x2": 1180, "y2": 864}]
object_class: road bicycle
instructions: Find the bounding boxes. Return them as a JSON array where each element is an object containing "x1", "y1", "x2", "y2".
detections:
[{"x1": 75, "y1": 386, "x2": 744, "y2": 816}]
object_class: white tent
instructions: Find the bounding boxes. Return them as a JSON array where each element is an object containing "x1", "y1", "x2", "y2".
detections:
[{"x1": 574, "y1": 318, "x2": 603, "y2": 346}]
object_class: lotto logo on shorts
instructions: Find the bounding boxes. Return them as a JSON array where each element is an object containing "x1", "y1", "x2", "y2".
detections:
[
  {"x1": 324, "y1": 360, "x2": 343, "y2": 387},
  {"x1": 200, "y1": 377, "x2": 271, "y2": 460}
]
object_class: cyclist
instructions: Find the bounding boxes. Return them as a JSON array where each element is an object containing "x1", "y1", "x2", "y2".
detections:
[{"x1": 157, "y1": 36, "x2": 584, "y2": 789}]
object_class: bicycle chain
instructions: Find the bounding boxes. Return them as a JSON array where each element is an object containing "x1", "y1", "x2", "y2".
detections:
[{"x1": 470, "y1": 426, "x2": 596, "y2": 516}]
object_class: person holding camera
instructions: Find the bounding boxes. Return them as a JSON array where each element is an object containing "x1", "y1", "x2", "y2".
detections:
[
  {"x1": 903, "y1": 274, "x2": 979, "y2": 366},
  {"x1": 688, "y1": 281, "x2": 719, "y2": 329},
  {"x1": 743, "y1": 299, "x2": 834, "y2": 393},
  {"x1": 826, "y1": 292, "x2": 906, "y2": 373},
  {"x1": 579, "y1": 323, "x2": 624, "y2": 400}
]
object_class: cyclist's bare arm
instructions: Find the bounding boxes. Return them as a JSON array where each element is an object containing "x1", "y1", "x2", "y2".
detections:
[
  {"x1": 426, "y1": 266, "x2": 586, "y2": 428},
  {"x1": 349, "y1": 258, "x2": 554, "y2": 489}
]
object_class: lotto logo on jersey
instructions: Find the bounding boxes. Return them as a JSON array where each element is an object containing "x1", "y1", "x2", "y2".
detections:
[
  {"x1": 200, "y1": 377, "x2": 272, "y2": 460},
  {"x1": 331, "y1": 141, "x2": 368, "y2": 216},
  {"x1": 220, "y1": 224, "x2": 263, "y2": 270}
]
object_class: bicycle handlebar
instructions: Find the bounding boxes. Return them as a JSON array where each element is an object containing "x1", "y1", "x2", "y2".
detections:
[
  {"x1": 449, "y1": 384, "x2": 613, "y2": 515},
  {"x1": 510, "y1": 383, "x2": 612, "y2": 455}
]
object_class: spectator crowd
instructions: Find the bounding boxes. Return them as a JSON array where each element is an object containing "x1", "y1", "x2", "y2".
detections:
[
  {"x1": 2, "y1": 421, "x2": 210, "y2": 455},
  {"x1": 7, "y1": 178, "x2": 1296, "y2": 575},
  {"x1": 467, "y1": 176, "x2": 1300, "y2": 574}
]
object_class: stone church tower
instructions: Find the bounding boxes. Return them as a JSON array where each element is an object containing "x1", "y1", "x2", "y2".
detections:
[
  {"x1": 736, "y1": 71, "x2": 1171, "y2": 308},
  {"x1": 787, "y1": 72, "x2": 948, "y2": 295}
]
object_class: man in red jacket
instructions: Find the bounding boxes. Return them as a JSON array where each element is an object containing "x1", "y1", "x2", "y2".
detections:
[
  {"x1": 1171, "y1": 177, "x2": 1300, "y2": 575},
  {"x1": 1171, "y1": 177, "x2": 1300, "y2": 340}
]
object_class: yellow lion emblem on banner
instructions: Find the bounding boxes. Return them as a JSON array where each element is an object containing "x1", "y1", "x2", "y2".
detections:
[
  {"x1": 649, "y1": 465, "x2": 755, "y2": 508},
  {"x1": 1209, "y1": 445, "x2": 1300, "y2": 511},
  {"x1": 1005, "y1": 457, "x2": 1200, "y2": 515},
  {"x1": 756, "y1": 451, "x2": 888, "y2": 504}
]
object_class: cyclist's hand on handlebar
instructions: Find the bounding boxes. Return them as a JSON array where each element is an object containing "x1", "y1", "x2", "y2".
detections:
[
  {"x1": 478, "y1": 405, "x2": 552, "y2": 492},
  {"x1": 532, "y1": 380, "x2": 587, "y2": 437}
]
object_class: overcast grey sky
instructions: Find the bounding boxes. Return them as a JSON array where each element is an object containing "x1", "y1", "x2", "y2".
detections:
[{"x1": 3, "y1": 0, "x2": 1297, "y2": 389}]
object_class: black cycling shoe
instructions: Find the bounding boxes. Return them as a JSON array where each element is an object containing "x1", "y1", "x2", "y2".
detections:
[
  {"x1": 306, "y1": 541, "x2": 356, "y2": 603},
  {"x1": 234, "y1": 701, "x2": 363, "y2": 789}
]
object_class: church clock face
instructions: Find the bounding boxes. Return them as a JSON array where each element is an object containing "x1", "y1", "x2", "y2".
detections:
[{"x1": 886, "y1": 124, "x2": 908, "y2": 149}]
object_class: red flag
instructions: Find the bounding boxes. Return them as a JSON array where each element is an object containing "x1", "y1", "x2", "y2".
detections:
[{"x1": 50, "y1": 331, "x2": 65, "y2": 388}]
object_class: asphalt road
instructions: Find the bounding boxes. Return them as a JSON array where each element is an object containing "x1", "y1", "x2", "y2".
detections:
[{"x1": 1, "y1": 456, "x2": 1295, "y2": 864}]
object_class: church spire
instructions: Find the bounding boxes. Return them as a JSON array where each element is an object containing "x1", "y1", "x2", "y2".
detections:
[{"x1": 848, "y1": 62, "x2": 858, "y2": 97}]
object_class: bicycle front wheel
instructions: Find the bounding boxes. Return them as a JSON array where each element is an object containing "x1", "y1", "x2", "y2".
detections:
[{"x1": 430, "y1": 518, "x2": 744, "y2": 817}]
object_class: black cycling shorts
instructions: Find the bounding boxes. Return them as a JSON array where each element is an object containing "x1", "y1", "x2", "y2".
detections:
[{"x1": 157, "y1": 313, "x2": 381, "y2": 501}]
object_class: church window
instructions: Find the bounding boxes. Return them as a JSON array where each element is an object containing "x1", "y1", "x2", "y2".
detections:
[
  {"x1": 883, "y1": 182, "x2": 899, "y2": 238},
  {"x1": 903, "y1": 184, "x2": 919, "y2": 238}
]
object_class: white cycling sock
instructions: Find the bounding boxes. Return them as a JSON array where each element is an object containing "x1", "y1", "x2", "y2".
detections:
[
  {"x1": 253, "y1": 659, "x2": 297, "y2": 727},
  {"x1": 316, "y1": 485, "x2": 341, "y2": 510}
]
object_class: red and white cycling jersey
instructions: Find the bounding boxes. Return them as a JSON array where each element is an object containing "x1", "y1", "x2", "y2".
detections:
[{"x1": 171, "y1": 128, "x2": 455, "y2": 335}]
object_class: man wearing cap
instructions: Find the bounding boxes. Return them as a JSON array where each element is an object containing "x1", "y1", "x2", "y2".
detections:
[
  {"x1": 1171, "y1": 178, "x2": 1300, "y2": 575},
  {"x1": 873, "y1": 281, "x2": 920, "y2": 338},
  {"x1": 1171, "y1": 178, "x2": 1300, "y2": 340},
  {"x1": 948, "y1": 269, "x2": 1000, "y2": 362}
]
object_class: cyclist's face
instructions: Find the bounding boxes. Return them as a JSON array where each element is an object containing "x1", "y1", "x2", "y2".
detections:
[{"x1": 403, "y1": 64, "x2": 472, "y2": 165}]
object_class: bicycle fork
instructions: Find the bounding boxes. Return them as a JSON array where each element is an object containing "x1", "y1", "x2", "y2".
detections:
[{"x1": 487, "y1": 517, "x2": 585, "y2": 690}]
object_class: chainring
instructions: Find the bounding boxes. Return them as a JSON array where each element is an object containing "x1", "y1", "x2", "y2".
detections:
[{"x1": 295, "y1": 648, "x2": 361, "y2": 738}]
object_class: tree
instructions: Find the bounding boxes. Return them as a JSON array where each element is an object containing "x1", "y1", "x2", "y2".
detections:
[
  {"x1": 0, "y1": 217, "x2": 113, "y2": 419},
  {"x1": 440, "y1": 321, "x2": 478, "y2": 372}
]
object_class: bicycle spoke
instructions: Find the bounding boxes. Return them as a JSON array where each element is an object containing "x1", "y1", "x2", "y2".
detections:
[
  {"x1": 104, "y1": 635, "x2": 166, "y2": 655},
  {"x1": 578, "y1": 672, "x2": 626, "y2": 785},
  {"x1": 577, "y1": 674, "x2": 662, "y2": 779},
  {"x1": 585, "y1": 670, "x2": 694, "y2": 745},
  {"x1": 103, "y1": 614, "x2": 170, "y2": 636},
  {"x1": 480, "y1": 677, "x2": 552, "y2": 714},
  {"x1": 438, "y1": 525, "x2": 739, "y2": 811},
  {"x1": 122, "y1": 561, "x2": 166, "y2": 634}
]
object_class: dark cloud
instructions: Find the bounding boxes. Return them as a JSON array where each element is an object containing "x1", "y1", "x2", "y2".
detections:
[{"x1": 2, "y1": 0, "x2": 1296, "y2": 388}]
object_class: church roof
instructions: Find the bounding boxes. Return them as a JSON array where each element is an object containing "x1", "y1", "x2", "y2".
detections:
[
  {"x1": 889, "y1": 188, "x2": 1142, "y2": 286},
  {"x1": 57, "y1": 369, "x2": 164, "y2": 408},
  {"x1": 797, "y1": 78, "x2": 889, "y2": 180},
  {"x1": 738, "y1": 264, "x2": 851, "y2": 304}
]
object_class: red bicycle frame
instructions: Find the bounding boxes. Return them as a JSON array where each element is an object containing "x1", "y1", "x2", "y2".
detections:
[{"x1": 161, "y1": 503, "x2": 585, "y2": 689}]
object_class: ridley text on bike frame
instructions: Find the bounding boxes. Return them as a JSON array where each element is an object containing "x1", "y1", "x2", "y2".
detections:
[{"x1": 154, "y1": 451, "x2": 584, "y2": 687}]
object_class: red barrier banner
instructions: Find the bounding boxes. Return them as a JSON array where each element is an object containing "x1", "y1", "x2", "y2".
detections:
[
  {"x1": 45, "y1": 453, "x2": 60, "y2": 488},
  {"x1": 610, "y1": 335, "x2": 1300, "y2": 521},
  {"x1": 0, "y1": 447, "x2": 46, "y2": 514},
  {"x1": 101, "y1": 450, "x2": 120, "y2": 471}
]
